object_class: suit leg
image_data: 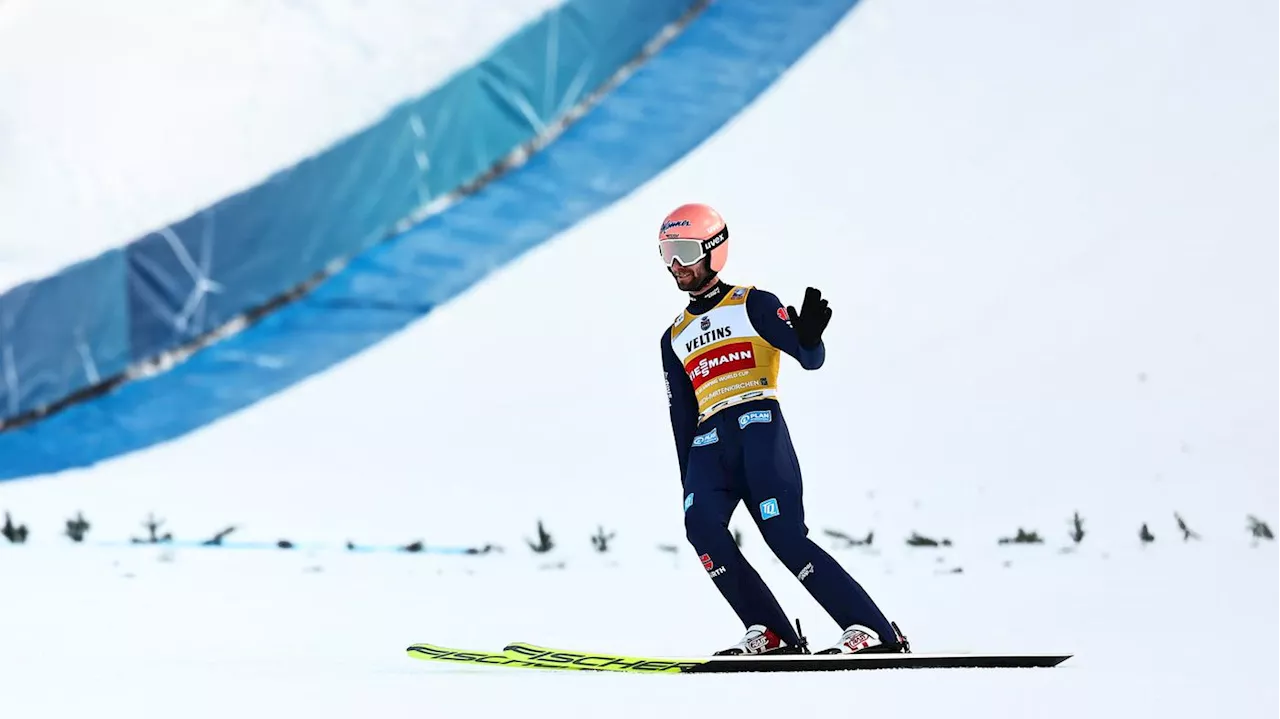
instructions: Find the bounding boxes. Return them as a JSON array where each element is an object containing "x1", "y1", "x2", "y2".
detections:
[
  {"x1": 738, "y1": 406, "x2": 895, "y2": 637},
  {"x1": 683, "y1": 427, "x2": 799, "y2": 645}
]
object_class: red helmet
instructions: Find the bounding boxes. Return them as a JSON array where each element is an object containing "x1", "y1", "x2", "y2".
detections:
[{"x1": 658, "y1": 203, "x2": 729, "y2": 273}]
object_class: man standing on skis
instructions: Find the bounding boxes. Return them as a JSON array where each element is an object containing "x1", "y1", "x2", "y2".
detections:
[{"x1": 657, "y1": 202, "x2": 908, "y2": 656}]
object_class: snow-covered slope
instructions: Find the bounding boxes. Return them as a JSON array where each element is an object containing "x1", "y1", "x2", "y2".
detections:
[
  {"x1": 0, "y1": 0, "x2": 561, "y2": 292},
  {"x1": 0, "y1": 0, "x2": 1274, "y2": 715},
  {"x1": 2, "y1": 0, "x2": 1272, "y2": 549},
  {"x1": 0, "y1": 540, "x2": 1274, "y2": 719}
]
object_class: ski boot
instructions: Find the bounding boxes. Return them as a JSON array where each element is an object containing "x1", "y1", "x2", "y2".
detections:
[
  {"x1": 714, "y1": 620, "x2": 810, "y2": 656},
  {"x1": 815, "y1": 621, "x2": 911, "y2": 655}
]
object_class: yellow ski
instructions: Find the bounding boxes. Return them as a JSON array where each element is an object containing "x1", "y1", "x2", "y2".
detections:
[
  {"x1": 406, "y1": 642, "x2": 578, "y2": 670},
  {"x1": 410, "y1": 641, "x2": 1072, "y2": 674},
  {"x1": 502, "y1": 642, "x2": 709, "y2": 673}
]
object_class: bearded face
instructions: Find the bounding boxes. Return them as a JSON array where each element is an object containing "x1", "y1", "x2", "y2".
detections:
[{"x1": 669, "y1": 257, "x2": 714, "y2": 293}]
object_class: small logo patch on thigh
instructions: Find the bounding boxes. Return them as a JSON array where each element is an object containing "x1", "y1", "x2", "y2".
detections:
[
  {"x1": 692, "y1": 428, "x2": 719, "y2": 447},
  {"x1": 739, "y1": 410, "x2": 772, "y2": 429},
  {"x1": 759, "y1": 497, "x2": 780, "y2": 520},
  {"x1": 684, "y1": 493, "x2": 694, "y2": 512}
]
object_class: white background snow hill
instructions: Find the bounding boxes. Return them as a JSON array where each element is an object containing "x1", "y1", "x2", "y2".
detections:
[
  {"x1": 0, "y1": 0, "x2": 1276, "y2": 716},
  {"x1": 0, "y1": 0, "x2": 561, "y2": 292},
  {"x1": 0, "y1": 0, "x2": 697, "y2": 426},
  {"x1": 2, "y1": 0, "x2": 1272, "y2": 559}
]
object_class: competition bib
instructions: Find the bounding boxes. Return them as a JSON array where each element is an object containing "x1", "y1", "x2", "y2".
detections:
[{"x1": 670, "y1": 286, "x2": 780, "y2": 423}]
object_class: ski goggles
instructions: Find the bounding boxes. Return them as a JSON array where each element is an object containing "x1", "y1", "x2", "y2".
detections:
[
  {"x1": 658, "y1": 228, "x2": 727, "y2": 267},
  {"x1": 659, "y1": 239, "x2": 707, "y2": 267}
]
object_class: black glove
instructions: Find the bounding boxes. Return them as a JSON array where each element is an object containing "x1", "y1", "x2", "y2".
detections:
[{"x1": 786, "y1": 287, "x2": 832, "y2": 349}]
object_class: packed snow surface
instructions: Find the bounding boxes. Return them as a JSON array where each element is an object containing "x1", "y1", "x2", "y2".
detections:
[{"x1": 0, "y1": 540, "x2": 1274, "y2": 718}]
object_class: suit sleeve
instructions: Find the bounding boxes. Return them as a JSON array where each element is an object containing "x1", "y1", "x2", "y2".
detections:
[
  {"x1": 746, "y1": 289, "x2": 825, "y2": 370},
  {"x1": 661, "y1": 329, "x2": 699, "y2": 480}
]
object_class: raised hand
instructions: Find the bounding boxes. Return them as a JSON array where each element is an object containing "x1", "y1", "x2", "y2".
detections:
[{"x1": 786, "y1": 287, "x2": 832, "y2": 349}]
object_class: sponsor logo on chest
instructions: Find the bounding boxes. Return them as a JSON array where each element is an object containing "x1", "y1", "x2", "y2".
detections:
[
  {"x1": 684, "y1": 325, "x2": 733, "y2": 353},
  {"x1": 674, "y1": 303, "x2": 751, "y2": 357},
  {"x1": 685, "y1": 342, "x2": 755, "y2": 390},
  {"x1": 675, "y1": 304, "x2": 760, "y2": 390}
]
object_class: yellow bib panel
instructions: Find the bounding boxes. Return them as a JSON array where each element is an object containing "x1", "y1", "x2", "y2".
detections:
[{"x1": 669, "y1": 286, "x2": 781, "y2": 423}]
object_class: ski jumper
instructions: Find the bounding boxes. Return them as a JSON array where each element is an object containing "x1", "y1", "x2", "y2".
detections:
[{"x1": 661, "y1": 281, "x2": 894, "y2": 647}]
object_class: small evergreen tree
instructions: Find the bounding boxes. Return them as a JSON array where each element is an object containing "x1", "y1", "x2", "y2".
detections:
[
  {"x1": 65, "y1": 512, "x2": 91, "y2": 543},
  {"x1": 527, "y1": 520, "x2": 554, "y2": 553},
  {"x1": 1068, "y1": 512, "x2": 1085, "y2": 544},
  {"x1": 590, "y1": 526, "x2": 616, "y2": 553}
]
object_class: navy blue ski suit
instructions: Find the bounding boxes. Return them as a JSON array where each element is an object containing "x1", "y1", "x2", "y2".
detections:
[{"x1": 661, "y1": 281, "x2": 893, "y2": 647}]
